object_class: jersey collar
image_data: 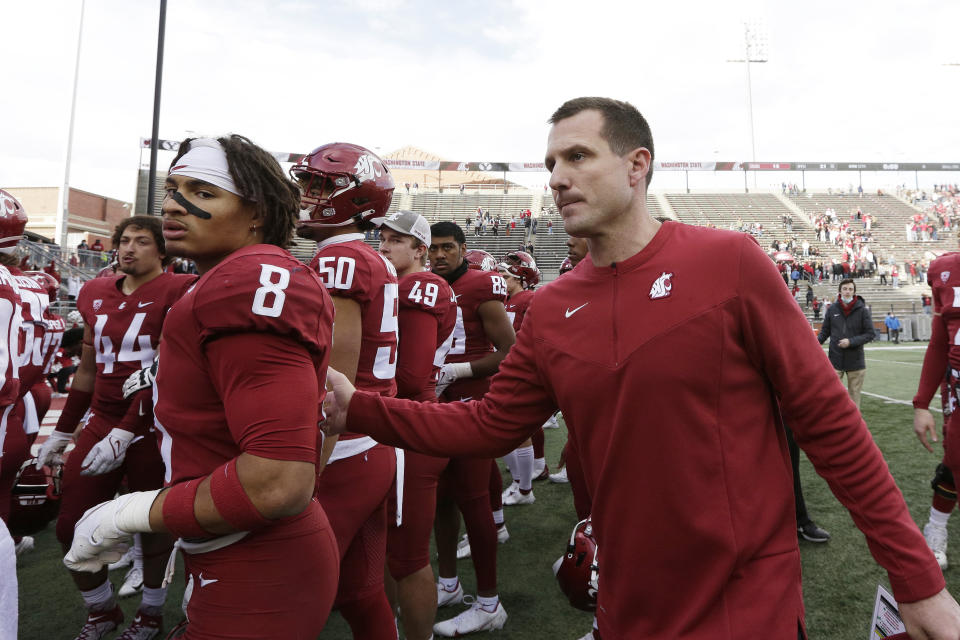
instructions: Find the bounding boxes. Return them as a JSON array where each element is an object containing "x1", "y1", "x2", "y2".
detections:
[{"x1": 316, "y1": 232, "x2": 365, "y2": 250}]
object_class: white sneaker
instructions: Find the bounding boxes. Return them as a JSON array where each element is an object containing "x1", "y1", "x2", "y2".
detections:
[
  {"x1": 456, "y1": 526, "x2": 510, "y2": 559},
  {"x1": 543, "y1": 414, "x2": 560, "y2": 429},
  {"x1": 577, "y1": 632, "x2": 597, "y2": 640},
  {"x1": 14, "y1": 536, "x2": 34, "y2": 556},
  {"x1": 108, "y1": 547, "x2": 134, "y2": 572},
  {"x1": 501, "y1": 481, "x2": 519, "y2": 503},
  {"x1": 118, "y1": 567, "x2": 144, "y2": 598},
  {"x1": 924, "y1": 521, "x2": 949, "y2": 570},
  {"x1": 504, "y1": 489, "x2": 535, "y2": 506},
  {"x1": 549, "y1": 467, "x2": 569, "y2": 483},
  {"x1": 437, "y1": 581, "x2": 464, "y2": 607},
  {"x1": 434, "y1": 601, "x2": 507, "y2": 637}
]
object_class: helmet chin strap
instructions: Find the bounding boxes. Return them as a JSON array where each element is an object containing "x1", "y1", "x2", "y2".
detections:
[{"x1": 171, "y1": 191, "x2": 212, "y2": 219}]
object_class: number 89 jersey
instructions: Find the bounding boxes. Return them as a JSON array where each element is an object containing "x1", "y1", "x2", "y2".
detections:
[
  {"x1": 310, "y1": 234, "x2": 398, "y2": 397},
  {"x1": 76, "y1": 271, "x2": 196, "y2": 421},
  {"x1": 928, "y1": 252, "x2": 960, "y2": 368}
]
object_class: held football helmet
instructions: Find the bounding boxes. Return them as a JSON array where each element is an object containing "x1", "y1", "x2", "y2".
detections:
[
  {"x1": 0, "y1": 189, "x2": 28, "y2": 253},
  {"x1": 8, "y1": 457, "x2": 63, "y2": 536},
  {"x1": 96, "y1": 263, "x2": 118, "y2": 278},
  {"x1": 553, "y1": 517, "x2": 599, "y2": 612},
  {"x1": 465, "y1": 249, "x2": 497, "y2": 272},
  {"x1": 25, "y1": 271, "x2": 59, "y2": 302},
  {"x1": 290, "y1": 142, "x2": 395, "y2": 232},
  {"x1": 559, "y1": 257, "x2": 575, "y2": 275},
  {"x1": 499, "y1": 251, "x2": 540, "y2": 289}
]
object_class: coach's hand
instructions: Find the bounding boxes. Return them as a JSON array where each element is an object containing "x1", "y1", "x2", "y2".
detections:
[
  {"x1": 914, "y1": 408, "x2": 939, "y2": 454},
  {"x1": 899, "y1": 588, "x2": 960, "y2": 639},
  {"x1": 322, "y1": 367, "x2": 355, "y2": 437}
]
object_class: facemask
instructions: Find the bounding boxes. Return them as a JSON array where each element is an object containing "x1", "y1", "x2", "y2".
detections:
[{"x1": 841, "y1": 295, "x2": 854, "y2": 304}]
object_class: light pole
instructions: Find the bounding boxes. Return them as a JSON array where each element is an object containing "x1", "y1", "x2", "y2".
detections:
[
  {"x1": 58, "y1": 0, "x2": 85, "y2": 249},
  {"x1": 727, "y1": 21, "x2": 768, "y2": 190}
]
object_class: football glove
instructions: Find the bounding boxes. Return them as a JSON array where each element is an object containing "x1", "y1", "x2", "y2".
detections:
[
  {"x1": 122, "y1": 357, "x2": 158, "y2": 400},
  {"x1": 64, "y1": 489, "x2": 159, "y2": 572},
  {"x1": 36, "y1": 430, "x2": 72, "y2": 469},
  {"x1": 80, "y1": 428, "x2": 136, "y2": 476},
  {"x1": 434, "y1": 362, "x2": 473, "y2": 398}
]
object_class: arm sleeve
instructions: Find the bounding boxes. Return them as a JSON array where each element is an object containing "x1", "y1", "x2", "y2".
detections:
[
  {"x1": 347, "y1": 306, "x2": 557, "y2": 458},
  {"x1": 205, "y1": 332, "x2": 319, "y2": 464},
  {"x1": 913, "y1": 314, "x2": 948, "y2": 409},
  {"x1": 735, "y1": 235, "x2": 944, "y2": 603},
  {"x1": 817, "y1": 313, "x2": 829, "y2": 344},
  {"x1": 850, "y1": 306, "x2": 875, "y2": 346},
  {"x1": 396, "y1": 308, "x2": 439, "y2": 401}
]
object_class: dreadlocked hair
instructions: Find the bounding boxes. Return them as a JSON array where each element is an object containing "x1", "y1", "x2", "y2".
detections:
[{"x1": 170, "y1": 135, "x2": 300, "y2": 248}]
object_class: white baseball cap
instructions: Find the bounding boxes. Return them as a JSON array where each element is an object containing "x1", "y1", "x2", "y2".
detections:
[{"x1": 376, "y1": 209, "x2": 431, "y2": 246}]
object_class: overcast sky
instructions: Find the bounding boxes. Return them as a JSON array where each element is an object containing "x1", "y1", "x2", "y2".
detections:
[{"x1": 3, "y1": 0, "x2": 959, "y2": 202}]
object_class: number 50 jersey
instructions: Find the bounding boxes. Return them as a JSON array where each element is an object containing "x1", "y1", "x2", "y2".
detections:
[{"x1": 76, "y1": 271, "x2": 195, "y2": 421}]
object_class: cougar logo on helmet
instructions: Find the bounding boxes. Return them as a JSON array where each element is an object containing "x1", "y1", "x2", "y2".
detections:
[{"x1": 354, "y1": 155, "x2": 383, "y2": 182}]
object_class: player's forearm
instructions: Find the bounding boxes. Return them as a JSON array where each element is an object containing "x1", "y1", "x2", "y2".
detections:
[
  {"x1": 914, "y1": 315, "x2": 948, "y2": 409},
  {"x1": 465, "y1": 349, "x2": 507, "y2": 378}
]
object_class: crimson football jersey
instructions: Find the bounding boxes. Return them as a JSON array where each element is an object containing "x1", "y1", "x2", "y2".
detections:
[
  {"x1": 443, "y1": 267, "x2": 508, "y2": 365},
  {"x1": 309, "y1": 234, "x2": 398, "y2": 396},
  {"x1": 40, "y1": 312, "x2": 66, "y2": 375},
  {"x1": 928, "y1": 253, "x2": 960, "y2": 358},
  {"x1": 77, "y1": 272, "x2": 195, "y2": 421},
  {"x1": 504, "y1": 289, "x2": 534, "y2": 334},
  {"x1": 11, "y1": 269, "x2": 51, "y2": 395},
  {"x1": 0, "y1": 266, "x2": 21, "y2": 407},
  {"x1": 397, "y1": 271, "x2": 457, "y2": 398},
  {"x1": 154, "y1": 245, "x2": 333, "y2": 485}
]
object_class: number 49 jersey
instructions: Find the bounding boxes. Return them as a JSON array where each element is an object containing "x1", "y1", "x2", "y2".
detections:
[
  {"x1": 77, "y1": 271, "x2": 195, "y2": 421},
  {"x1": 445, "y1": 268, "x2": 508, "y2": 366},
  {"x1": 398, "y1": 270, "x2": 457, "y2": 387},
  {"x1": 310, "y1": 234, "x2": 398, "y2": 397}
]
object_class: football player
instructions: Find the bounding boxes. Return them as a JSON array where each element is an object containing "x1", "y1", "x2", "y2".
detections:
[
  {"x1": 428, "y1": 221, "x2": 514, "y2": 637},
  {"x1": 38, "y1": 215, "x2": 194, "y2": 639},
  {"x1": 292, "y1": 142, "x2": 399, "y2": 639},
  {"x1": 0, "y1": 189, "x2": 27, "y2": 639},
  {"x1": 377, "y1": 210, "x2": 456, "y2": 640},
  {"x1": 913, "y1": 248, "x2": 960, "y2": 570},
  {"x1": 497, "y1": 252, "x2": 540, "y2": 507},
  {"x1": 63, "y1": 135, "x2": 339, "y2": 639},
  {"x1": 321, "y1": 97, "x2": 960, "y2": 639}
]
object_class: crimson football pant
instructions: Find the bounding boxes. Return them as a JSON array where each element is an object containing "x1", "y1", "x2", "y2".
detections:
[
  {"x1": 489, "y1": 458, "x2": 504, "y2": 512},
  {"x1": 181, "y1": 501, "x2": 338, "y2": 640},
  {"x1": 387, "y1": 450, "x2": 449, "y2": 580},
  {"x1": 55, "y1": 414, "x2": 165, "y2": 548},
  {"x1": 0, "y1": 408, "x2": 26, "y2": 524},
  {"x1": 532, "y1": 426, "x2": 545, "y2": 460},
  {"x1": 316, "y1": 443, "x2": 397, "y2": 639}
]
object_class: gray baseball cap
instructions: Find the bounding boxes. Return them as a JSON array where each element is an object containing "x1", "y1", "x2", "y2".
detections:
[{"x1": 376, "y1": 209, "x2": 431, "y2": 246}]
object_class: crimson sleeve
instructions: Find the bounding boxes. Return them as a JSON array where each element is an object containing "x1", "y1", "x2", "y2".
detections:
[
  {"x1": 735, "y1": 235, "x2": 944, "y2": 603},
  {"x1": 204, "y1": 332, "x2": 319, "y2": 464},
  {"x1": 117, "y1": 388, "x2": 154, "y2": 436},
  {"x1": 913, "y1": 314, "x2": 948, "y2": 410},
  {"x1": 396, "y1": 308, "x2": 439, "y2": 402},
  {"x1": 347, "y1": 307, "x2": 557, "y2": 457}
]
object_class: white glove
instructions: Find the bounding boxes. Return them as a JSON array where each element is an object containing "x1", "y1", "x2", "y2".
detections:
[
  {"x1": 434, "y1": 362, "x2": 473, "y2": 398},
  {"x1": 80, "y1": 428, "x2": 136, "y2": 476},
  {"x1": 122, "y1": 359, "x2": 157, "y2": 400},
  {"x1": 36, "y1": 431, "x2": 73, "y2": 469},
  {"x1": 64, "y1": 489, "x2": 159, "y2": 572}
]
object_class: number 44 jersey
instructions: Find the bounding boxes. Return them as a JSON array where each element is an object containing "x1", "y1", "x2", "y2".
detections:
[{"x1": 76, "y1": 270, "x2": 196, "y2": 421}]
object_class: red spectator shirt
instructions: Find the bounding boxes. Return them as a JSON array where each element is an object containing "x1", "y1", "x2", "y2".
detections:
[
  {"x1": 348, "y1": 222, "x2": 943, "y2": 639},
  {"x1": 503, "y1": 289, "x2": 534, "y2": 334},
  {"x1": 77, "y1": 272, "x2": 195, "y2": 423},
  {"x1": 443, "y1": 267, "x2": 508, "y2": 366},
  {"x1": 153, "y1": 245, "x2": 332, "y2": 485},
  {"x1": 309, "y1": 234, "x2": 398, "y2": 397},
  {"x1": 396, "y1": 271, "x2": 456, "y2": 401}
]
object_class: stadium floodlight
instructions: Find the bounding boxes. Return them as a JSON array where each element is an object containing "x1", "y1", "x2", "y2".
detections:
[
  {"x1": 58, "y1": 0, "x2": 85, "y2": 249},
  {"x1": 727, "y1": 20, "x2": 769, "y2": 188}
]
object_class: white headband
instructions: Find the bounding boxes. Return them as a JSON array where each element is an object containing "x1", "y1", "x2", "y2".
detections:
[{"x1": 169, "y1": 138, "x2": 244, "y2": 198}]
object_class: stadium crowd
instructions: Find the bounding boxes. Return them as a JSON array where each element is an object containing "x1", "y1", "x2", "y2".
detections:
[{"x1": 3, "y1": 96, "x2": 960, "y2": 640}]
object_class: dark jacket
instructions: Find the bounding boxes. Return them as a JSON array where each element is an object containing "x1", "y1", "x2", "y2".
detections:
[{"x1": 817, "y1": 295, "x2": 874, "y2": 371}]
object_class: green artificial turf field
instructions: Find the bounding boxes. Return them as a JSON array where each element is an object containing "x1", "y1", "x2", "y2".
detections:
[{"x1": 15, "y1": 343, "x2": 960, "y2": 638}]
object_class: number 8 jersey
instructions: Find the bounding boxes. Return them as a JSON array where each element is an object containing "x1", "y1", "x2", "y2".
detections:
[
  {"x1": 310, "y1": 233, "x2": 399, "y2": 397},
  {"x1": 76, "y1": 271, "x2": 196, "y2": 421}
]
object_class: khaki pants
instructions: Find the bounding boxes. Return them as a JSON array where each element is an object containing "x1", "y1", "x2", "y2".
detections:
[{"x1": 836, "y1": 368, "x2": 866, "y2": 407}]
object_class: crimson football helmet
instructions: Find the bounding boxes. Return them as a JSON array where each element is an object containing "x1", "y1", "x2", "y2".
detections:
[
  {"x1": 0, "y1": 189, "x2": 27, "y2": 253},
  {"x1": 465, "y1": 249, "x2": 497, "y2": 272},
  {"x1": 499, "y1": 251, "x2": 540, "y2": 289},
  {"x1": 290, "y1": 143, "x2": 395, "y2": 232},
  {"x1": 96, "y1": 263, "x2": 118, "y2": 278},
  {"x1": 553, "y1": 517, "x2": 599, "y2": 612},
  {"x1": 8, "y1": 457, "x2": 62, "y2": 536},
  {"x1": 25, "y1": 271, "x2": 59, "y2": 302},
  {"x1": 559, "y1": 257, "x2": 575, "y2": 275}
]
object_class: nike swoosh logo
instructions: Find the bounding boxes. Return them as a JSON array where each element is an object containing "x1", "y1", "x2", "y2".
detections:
[
  {"x1": 565, "y1": 302, "x2": 589, "y2": 318},
  {"x1": 88, "y1": 614, "x2": 110, "y2": 623},
  {"x1": 198, "y1": 573, "x2": 218, "y2": 587},
  {"x1": 459, "y1": 397, "x2": 473, "y2": 402},
  {"x1": 138, "y1": 301, "x2": 154, "y2": 308}
]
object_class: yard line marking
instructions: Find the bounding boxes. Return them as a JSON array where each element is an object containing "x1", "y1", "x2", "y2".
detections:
[
  {"x1": 864, "y1": 358, "x2": 921, "y2": 366},
  {"x1": 862, "y1": 391, "x2": 942, "y2": 412}
]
